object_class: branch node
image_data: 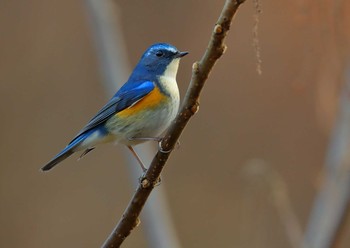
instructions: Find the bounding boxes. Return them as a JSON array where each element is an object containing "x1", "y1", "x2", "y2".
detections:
[
  {"x1": 192, "y1": 62, "x2": 200, "y2": 73},
  {"x1": 135, "y1": 218, "x2": 141, "y2": 227},
  {"x1": 214, "y1": 24, "x2": 223, "y2": 34},
  {"x1": 222, "y1": 44, "x2": 228, "y2": 54},
  {"x1": 141, "y1": 178, "x2": 151, "y2": 188},
  {"x1": 191, "y1": 101, "x2": 200, "y2": 114}
]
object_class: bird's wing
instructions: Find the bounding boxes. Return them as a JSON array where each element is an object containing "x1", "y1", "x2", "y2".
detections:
[{"x1": 70, "y1": 81, "x2": 155, "y2": 143}]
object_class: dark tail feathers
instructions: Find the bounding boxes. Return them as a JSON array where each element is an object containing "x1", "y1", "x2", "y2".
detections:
[
  {"x1": 41, "y1": 148, "x2": 74, "y2": 171},
  {"x1": 41, "y1": 130, "x2": 95, "y2": 171}
]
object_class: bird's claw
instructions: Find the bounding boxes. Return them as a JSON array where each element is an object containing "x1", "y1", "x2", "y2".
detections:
[{"x1": 158, "y1": 139, "x2": 181, "y2": 153}]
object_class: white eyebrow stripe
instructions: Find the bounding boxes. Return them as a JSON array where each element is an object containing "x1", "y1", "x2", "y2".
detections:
[
  {"x1": 166, "y1": 47, "x2": 177, "y2": 53},
  {"x1": 152, "y1": 45, "x2": 177, "y2": 54}
]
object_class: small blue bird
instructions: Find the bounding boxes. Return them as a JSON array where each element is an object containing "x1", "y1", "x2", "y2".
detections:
[{"x1": 41, "y1": 43, "x2": 188, "y2": 172}]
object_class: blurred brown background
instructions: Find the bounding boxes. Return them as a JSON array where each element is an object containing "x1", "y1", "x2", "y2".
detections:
[{"x1": 1, "y1": 0, "x2": 350, "y2": 247}]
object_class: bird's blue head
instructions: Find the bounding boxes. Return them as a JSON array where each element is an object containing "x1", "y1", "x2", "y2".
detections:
[{"x1": 129, "y1": 43, "x2": 188, "y2": 81}]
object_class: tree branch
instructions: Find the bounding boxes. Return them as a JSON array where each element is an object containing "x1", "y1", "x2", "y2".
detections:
[{"x1": 102, "y1": 0, "x2": 246, "y2": 247}]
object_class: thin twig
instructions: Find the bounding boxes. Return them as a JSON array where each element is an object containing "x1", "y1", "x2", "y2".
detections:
[
  {"x1": 102, "y1": 0, "x2": 246, "y2": 247},
  {"x1": 252, "y1": 0, "x2": 262, "y2": 75}
]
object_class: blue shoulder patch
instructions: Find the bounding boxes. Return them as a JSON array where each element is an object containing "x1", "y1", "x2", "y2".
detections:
[
  {"x1": 114, "y1": 81, "x2": 155, "y2": 112},
  {"x1": 70, "y1": 81, "x2": 154, "y2": 143}
]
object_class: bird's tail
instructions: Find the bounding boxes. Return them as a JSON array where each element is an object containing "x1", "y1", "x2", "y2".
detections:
[
  {"x1": 41, "y1": 148, "x2": 74, "y2": 171},
  {"x1": 41, "y1": 133, "x2": 88, "y2": 172}
]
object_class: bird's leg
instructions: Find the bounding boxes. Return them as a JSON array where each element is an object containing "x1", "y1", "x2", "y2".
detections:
[
  {"x1": 128, "y1": 137, "x2": 162, "y2": 142},
  {"x1": 127, "y1": 145, "x2": 162, "y2": 186},
  {"x1": 128, "y1": 137, "x2": 181, "y2": 153},
  {"x1": 127, "y1": 138, "x2": 180, "y2": 186},
  {"x1": 127, "y1": 146, "x2": 147, "y2": 172}
]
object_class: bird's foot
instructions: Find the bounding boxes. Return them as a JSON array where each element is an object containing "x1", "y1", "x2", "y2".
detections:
[{"x1": 158, "y1": 139, "x2": 181, "y2": 153}]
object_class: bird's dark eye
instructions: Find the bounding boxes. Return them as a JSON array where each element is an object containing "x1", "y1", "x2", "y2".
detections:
[{"x1": 156, "y1": 51, "x2": 164, "y2": 57}]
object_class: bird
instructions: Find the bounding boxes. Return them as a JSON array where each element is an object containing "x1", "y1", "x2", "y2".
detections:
[{"x1": 41, "y1": 43, "x2": 188, "y2": 172}]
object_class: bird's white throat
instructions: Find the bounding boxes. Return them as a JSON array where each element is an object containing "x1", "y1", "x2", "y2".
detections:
[
  {"x1": 158, "y1": 58, "x2": 180, "y2": 98},
  {"x1": 162, "y1": 58, "x2": 180, "y2": 79}
]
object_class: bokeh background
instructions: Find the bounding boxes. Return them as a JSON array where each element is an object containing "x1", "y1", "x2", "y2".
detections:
[{"x1": 1, "y1": 0, "x2": 350, "y2": 247}]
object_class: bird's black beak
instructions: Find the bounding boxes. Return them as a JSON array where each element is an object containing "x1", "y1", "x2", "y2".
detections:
[{"x1": 176, "y1": 51, "x2": 189, "y2": 58}]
